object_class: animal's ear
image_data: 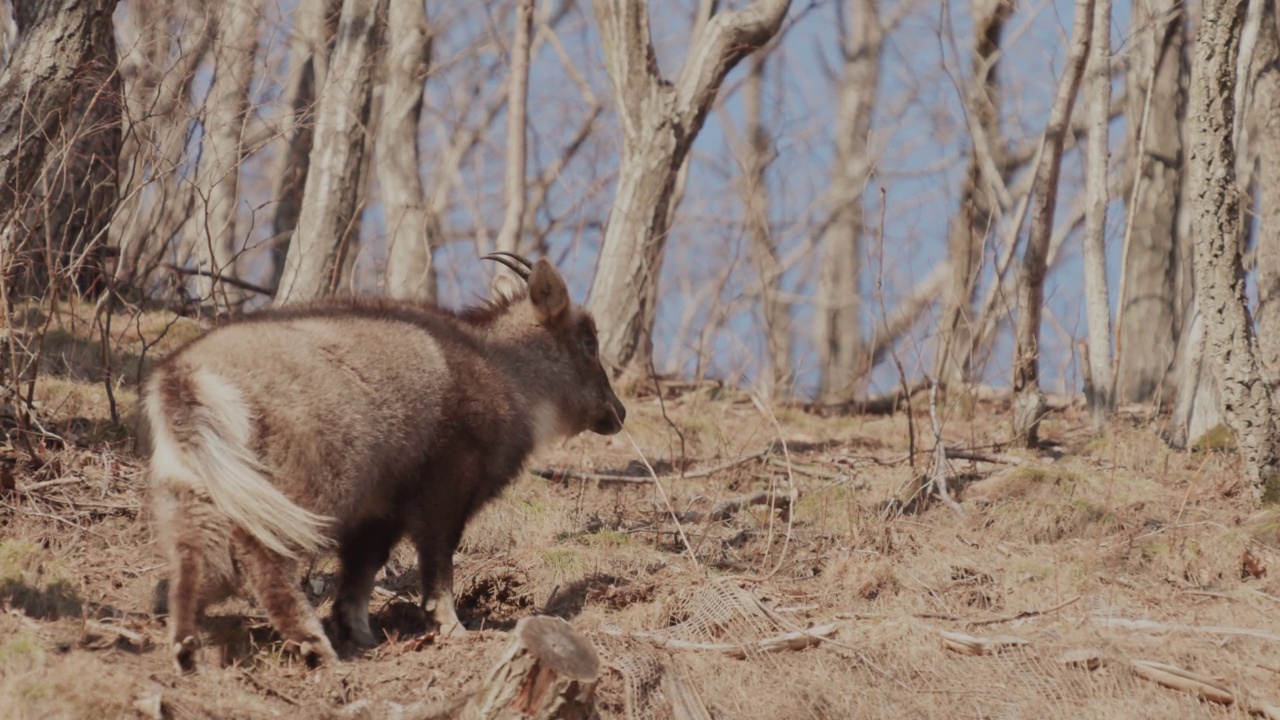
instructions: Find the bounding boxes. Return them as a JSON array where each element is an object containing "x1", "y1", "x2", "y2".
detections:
[
  {"x1": 527, "y1": 258, "x2": 570, "y2": 325},
  {"x1": 490, "y1": 272, "x2": 521, "y2": 302}
]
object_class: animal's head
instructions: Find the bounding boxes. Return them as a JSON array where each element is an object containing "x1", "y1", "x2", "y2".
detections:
[{"x1": 482, "y1": 252, "x2": 626, "y2": 437}]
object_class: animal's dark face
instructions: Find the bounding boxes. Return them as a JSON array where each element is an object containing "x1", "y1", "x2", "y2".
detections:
[
  {"x1": 566, "y1": 313, "x2": 626, "y2": 436},
  {"x1": 485, "y1": 253, "x2": 626, "y2": 438}
]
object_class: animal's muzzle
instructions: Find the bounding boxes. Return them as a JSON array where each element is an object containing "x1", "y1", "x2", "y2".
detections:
[{"x1": 593, "y1": 396, "x2": 626, "y2": 435}]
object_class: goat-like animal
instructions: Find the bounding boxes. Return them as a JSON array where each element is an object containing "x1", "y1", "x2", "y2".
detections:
[{"x1": 141, "y1": 254, "x2": 626, "y2": 672}]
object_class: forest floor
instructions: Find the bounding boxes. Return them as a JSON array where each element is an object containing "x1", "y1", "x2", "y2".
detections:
[{"x1": 1, "y1": 302, "x2": 1279, "y2": 719}]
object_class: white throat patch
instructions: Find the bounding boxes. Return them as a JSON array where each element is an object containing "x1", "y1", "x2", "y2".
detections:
[{"x1": 530, "y1": 401, "x2": 567, "y2": 451}]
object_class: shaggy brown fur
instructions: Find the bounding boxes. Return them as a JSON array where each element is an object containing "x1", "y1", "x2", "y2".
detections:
[{"x1": 141, "y1": 257, "x2": 625, "y2": 673}]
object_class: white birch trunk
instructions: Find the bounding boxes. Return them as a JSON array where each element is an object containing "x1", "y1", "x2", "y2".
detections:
[
  {"x1": 275, "y1": 0, "x2": 387, "y2": 305},
  {"x1": 1081, "y1": 0, "x2": 1113, "y2": 426}
]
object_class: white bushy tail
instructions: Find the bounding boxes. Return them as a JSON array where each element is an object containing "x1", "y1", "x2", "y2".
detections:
[{"x1": 145, "y1": 368, "x2": 333, "y2": 559}]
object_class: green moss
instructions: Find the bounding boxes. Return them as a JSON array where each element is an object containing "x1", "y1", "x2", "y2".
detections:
[
  {"x1": 584, "y1": 529, "x2": 630, "y2": 549},
  {"x1": 540, "y1": 549, "x2": 585, "y2": 577},
  {"x1": 0, "y1": 631, "x2": 45, "y2": 675},
  {"x1": 1191, "y1": 424, "x2": 1237, "y2": 453},
  {"x1": 1140, "y1": 542, "x2": 1170, "y2": 562},
  {"x1": 1009, "y1": 559, "x2": 1053, "y2": 583},
  {"x1": 1263, "y1": 468, "x2": 1280, "y2": 506},
  {"x1": 0, "y1": 541, "x2": 82, "y2": 619}
]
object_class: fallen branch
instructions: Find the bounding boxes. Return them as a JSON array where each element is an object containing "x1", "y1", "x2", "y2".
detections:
[
  {"x1": 533, "y1": 446, "x2": 774, "y2": 486},
  {"x1": 80, "y1": 619, "x2": 151, "y2": 651},
  {"x1": 970, "y1": 594, "x2": 1081, "y2": 627},
  {"x1": 801, "y1": 381, "x2": 1081, "y2": 416},
  {"x1": 943, "y1": 448, "x2": 1027, "y2": 466},
  {"x1": 19, "y1": 477, "x2": 81, "y2": 493},
  {"x1": 1129, "y1": 658, "x2": 1280, "y2": 718},
  {"x1": 612, "y1": 623, "x2": 839, "y2": 659},
  {"x1": 1092, "y1": 616, "x2": 1280, "y2": 642},
  {"x1": 673, "y1": 490, "x2": 796, "y2": 523},
  {"x1": 939, "y1": 629, "x2": 1028, "y2": 656}
]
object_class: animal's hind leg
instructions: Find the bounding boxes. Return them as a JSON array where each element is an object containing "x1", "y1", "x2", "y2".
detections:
[
  {"x1": 167, "y1": 541, "x2": 205, "y2": 673},
  {"x1": 234, "y1": 529, "x2": 337, "y2": 668},
  {"x1": 154, "y1": 488, "x2": 237, "y2": 674}
]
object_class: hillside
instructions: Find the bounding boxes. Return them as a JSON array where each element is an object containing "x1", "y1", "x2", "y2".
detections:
[{"x1": 1, "y1": 304, "x2": 1278, "y2": 719}]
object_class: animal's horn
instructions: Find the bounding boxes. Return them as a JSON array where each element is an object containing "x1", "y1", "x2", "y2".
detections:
[{"x1": 481, "y1": 252, "x2": 533, "y2": 281}]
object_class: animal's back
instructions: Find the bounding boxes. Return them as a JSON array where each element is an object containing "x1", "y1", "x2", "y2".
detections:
[{"x1": 152, "y1": 306, "x2": 463, "y2": 520}]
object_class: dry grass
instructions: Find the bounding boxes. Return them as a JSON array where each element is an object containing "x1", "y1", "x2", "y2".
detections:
[{"x1": 2, "y1": 309, "x2": 1279, "y2": 719}]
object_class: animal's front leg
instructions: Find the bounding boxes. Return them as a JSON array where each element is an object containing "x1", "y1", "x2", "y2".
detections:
[
  {"x1": 330, "y1": 521, "x2": 399, "y2": 653},
  {"x1": 414, "y1": 532, "x2": 468, "y2": 638}
]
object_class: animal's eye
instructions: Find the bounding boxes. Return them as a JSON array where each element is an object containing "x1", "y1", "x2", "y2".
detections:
[{"x1": 583, "y1": 334, "x2": 599, "y2": 355}]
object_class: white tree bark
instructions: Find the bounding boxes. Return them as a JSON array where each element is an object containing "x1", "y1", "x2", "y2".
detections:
[
  {"x1": 275, "y1": 0, "x2": 387, "y2": 305},
  {"x1": 183, "y1": 0, "x2": 260, "y2": 311},
  {"x1": 1081, "y1": 0, "x2": 1113, "y2": 426},
  {"x1": 111, "y1": 1, "x2": 211, "y2": 287},
  {"x1": 1116, "y1": 0, "x2": 1187, "y2": 404},
  {"x1": 1011, "y1": 0, "x2": 1091, "y2": 446},
  {"x1": 492, "y1": 0, "x2": 534, "y2": 286},
  {"x1": 380, "y1": 0, "x2": 434, "y2": 301},
  {"x1": 1187, "y1": 0, "x2": 1280, "y2": 500},
  {"x1": 814, "y1": 0, "x2": 882, "y2": 403},
  {"x1": 1250, "y1": 0, "x2": 1280, "y2": 376},
  {"x1": 935, "y1": 0, "x2": 1010, "y2": 387},
  {"x1": 741, "y1": 50, "x2": 790, "y2": 398},
  {"x1": 269, "y1": 0, "x2": 339, "y2": 294},
  {"x1": 587, "y1": 0, "x2": 791, "y2": 376}
]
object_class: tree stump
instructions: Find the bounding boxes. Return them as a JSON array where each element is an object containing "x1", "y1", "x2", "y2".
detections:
[{"x1": 460, "y1": 616, "x2": 600, "y2": 720}]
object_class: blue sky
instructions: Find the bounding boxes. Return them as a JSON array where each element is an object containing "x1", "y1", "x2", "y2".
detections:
[{"x1": 158, "y1": 0, "x2": 1170, "y2": 400}]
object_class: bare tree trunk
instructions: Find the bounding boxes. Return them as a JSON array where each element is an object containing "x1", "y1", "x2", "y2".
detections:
[
  {"x1": 15, "y1": 0, "x2": 121, "y2": 299},
  {"x1": 492, "y1": 0, "x2": 534, "y2": 287},
  {"x1": 269, "y1": 0, "x2": 339, "y2": 294},
  {"x1": 587, "y1": 0, "x2": 791, "y2": 377},
  {"x1": 934, "y1": 0, "x2": 1010, "y2": 386},
  {"x1": 1116, "y1": 0, "x2": 1187, "y2": 404},
  {"x1": 454, "y1": 617, "x2": 599, "y2": 720},
  {"x1": 1081, "y1": 0, "x2": 1113, "y2": 427},
  {"x1": 1011, "y1": 0, "x2": 1092, "y2": 447},
  {"x1": 0, "y1": 0, "x2": 120, "y2": 212},
  {"x1": 497, "y1": 2, "x2": 535, "y2": 241},
  {"x1": 110, "y1": 1, "x2": 212, "y2": 290},
  {"x1": 1188, "y1": 0, "x2": 1280, "y2": 500},
  {"x1": 379, "y1": 0, "x2": 432, "y2": 301},
  {"x1": 740, "y1": 50, "x2": 790, "y2": 397},
  {"x1": 183, "y1": 0, "x2": 260, "y2": 312},
  {"x1": 814, "y1": 0, "x2": 881, "y2": 403},
  {"x1": 1251, "y1": 0, "x2": 1280, "y2": 376},
  {"x1": 275, "y1": 0, "x2": 387, "y2": 305}
]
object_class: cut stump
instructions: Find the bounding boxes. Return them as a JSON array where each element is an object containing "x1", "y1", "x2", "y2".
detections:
[{"x1": 459, "y1": 615, "x2": 600, "y2": 720}]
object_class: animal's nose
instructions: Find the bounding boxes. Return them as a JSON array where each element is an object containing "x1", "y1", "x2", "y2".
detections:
[{"x1": 611, "y1": 397, "x2": 627, "y2": 426}]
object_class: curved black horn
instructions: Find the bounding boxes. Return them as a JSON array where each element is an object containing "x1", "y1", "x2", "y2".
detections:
[{"x1": 481, "y1": 252, "x2": 533, "y2": 281}]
